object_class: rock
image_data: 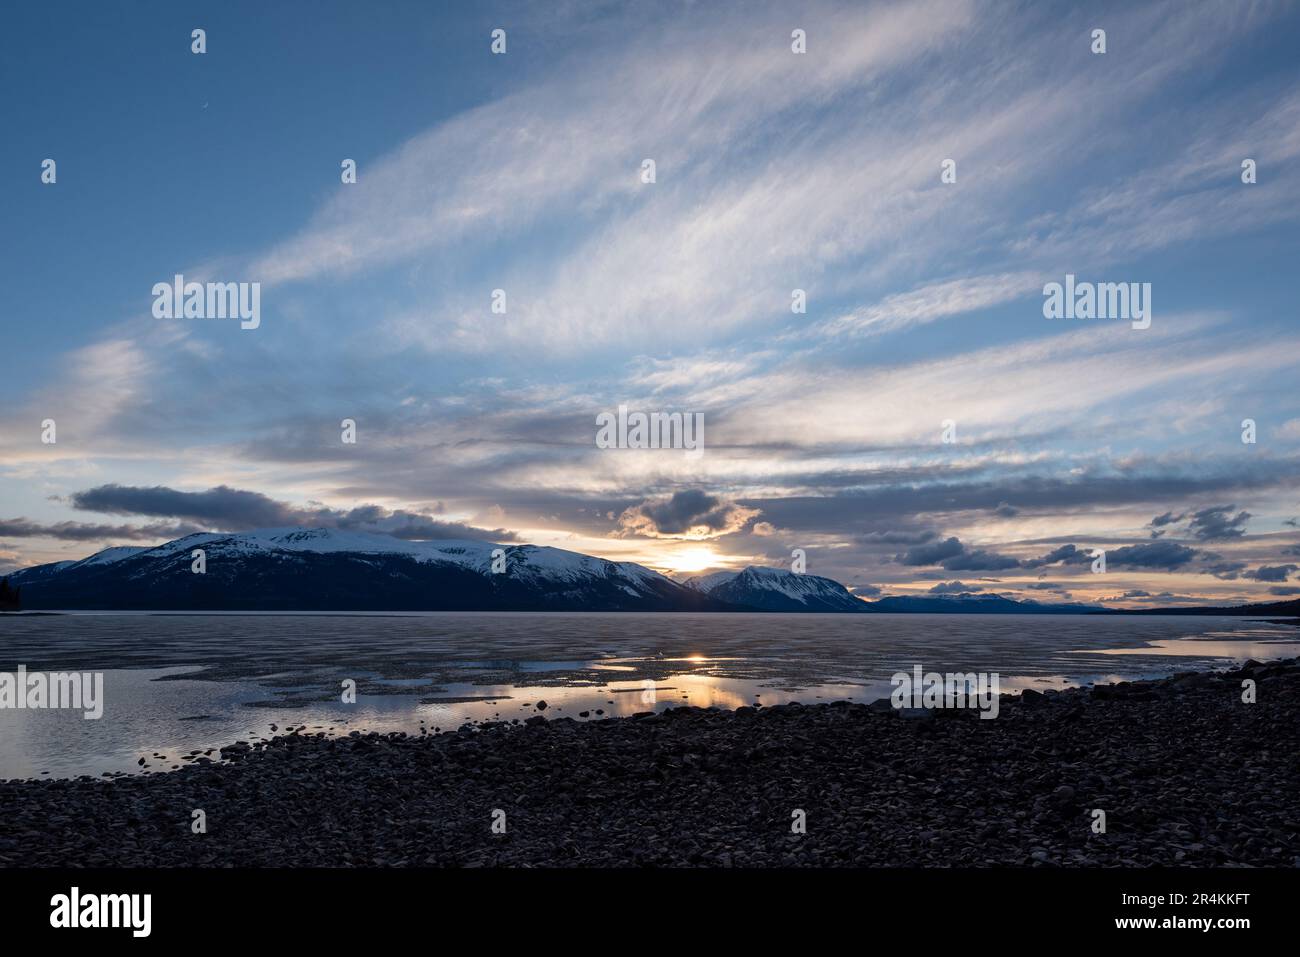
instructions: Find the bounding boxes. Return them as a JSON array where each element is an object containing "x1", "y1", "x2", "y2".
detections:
[
  {"x1": 1050, "y1": 785, "x2": 1076, "y2": 804},
  {"x1": 0, "y1": 655, "x2": 1294, "y2": 869}
]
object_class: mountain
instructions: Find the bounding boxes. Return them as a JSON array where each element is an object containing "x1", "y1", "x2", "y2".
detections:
[
  {"x1": 684, "y1": 565, "x2": 870, "y2": 612},
  {"x1": 8, "y1": 530, "x2": 1294, "y2": 616},
  {"x1": 868, "y1": 592, "x2": 1102, "y2": 614},
  {"x1": 681, "y1": 574, "x2": 1102, "y2": 614},
  {"x1": 63, "y1": 545, "x2": 148, "y2": 570},
  {"x1": 8, "y1": 527, "x2": 735, "y2": 612},
  {"x1": 1091, "y1": 596, "x2": 1300, "y2": 617}
]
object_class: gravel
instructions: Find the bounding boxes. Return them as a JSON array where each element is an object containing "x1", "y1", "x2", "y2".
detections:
[{"x1": 0, "y1": 658, "x2": 1295, "y2": 867}]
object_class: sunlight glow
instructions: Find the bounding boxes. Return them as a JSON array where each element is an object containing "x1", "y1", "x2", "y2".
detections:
[{"x1": 658, "y1": 545, "x2": 721, "y2": 574}]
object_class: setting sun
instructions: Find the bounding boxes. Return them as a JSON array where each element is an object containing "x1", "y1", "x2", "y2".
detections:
[{"x1": 658, "y1": 545, "x2": 723, "y2": 574}]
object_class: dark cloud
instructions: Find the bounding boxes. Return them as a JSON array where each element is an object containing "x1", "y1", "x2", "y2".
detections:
[
  {"x1": 928, "y1": 580, "x2": 985, "y2": 594},
  {"x1": 1025, "y1": 541, "x2": 1195, "y2": 570},
  {"x1": 1023, "y1": 543, "x2": 1088, "y2": 568},
  {"x1": 1203, "y1": 560, "x2": 1248, "y2": 580},
  {"x1": 72, "y1": 484, "x2": 298, "y2": 526},
  {"x1": 941, "y1": 548, "x2": 1020, "y2": 571},
  {"x1": 450, "y1": 460, "x2": 1300, "y2": 582},
  {"x1": 1186, "y1": 505, "x2": 1251, "y2": 541},
  {"x1": 1141, "y1": 506, "x2": 1255, "y2": 543},
  {"x1": 1146, "y1": 510, "x2": 1184, "y2": 538},
  {"x1": 1245, "y1": 564, "x2": 1298, "y2": 583},
  {"x1": 899, "y1": 537, "x2": 966, "y2": 566},
  {"x1": 617, "y1": 490, "x2": 759, "y2": 539},
  {"x1": 850, "y1": 583, "x2": 883, "y2": 597},
  {"x1": 1103, "y1": 590, "x2": 1190, "y2": 603},
  {"x1": 65, "y1": 484, "x2": 517, "y2": 542},
  {"x1": 899, "y1": 536, "x2": 1018, "y2": 571},
  {"x1": 1268, "y1": 586, "x2": 1300, "y2": 596},
  {"x1": 992, "y1": 502, "x2": 1019, "y2": 517},
  {"x1": 1025, "y1": 582, "x2": 1066, "y2": 591},
  {"x1": 744, "y1": 465, "x2": 1298, "y2": 531},
  {"x1": 1106, "y1": 542, "x2": 1199, "y2": 569},
  {"x1": 0, "y1": 518, "x2": 200, "y2": 541},
  {"x1": 856, "y1": 529, "x2": 938, "y2": 545},
  {"x1": 341, "y1": 510, "x2": 518, "y2": 542}
]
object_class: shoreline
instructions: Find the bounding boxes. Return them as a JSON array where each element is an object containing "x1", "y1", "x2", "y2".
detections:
[{"x1": 0, "y1": 657, "x2": 1295, "y2": 867}]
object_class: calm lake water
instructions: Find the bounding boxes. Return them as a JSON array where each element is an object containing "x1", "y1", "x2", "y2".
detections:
[{"x1": 1, "y1": 611, "x2": 1297, "y2": 780}]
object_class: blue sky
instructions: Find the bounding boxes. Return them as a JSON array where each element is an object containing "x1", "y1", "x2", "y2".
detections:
[{"x1": 3, "y1": 0, "x2": 1300, "y2": 605}]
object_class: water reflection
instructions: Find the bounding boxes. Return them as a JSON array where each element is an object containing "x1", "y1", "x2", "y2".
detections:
[{"x1": 1, "y1": 613, "x2": 1296, "y2": 779}]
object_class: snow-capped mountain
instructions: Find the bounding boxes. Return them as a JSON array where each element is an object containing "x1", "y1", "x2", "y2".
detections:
[
  {"x1": 64, "y1": 545, "x2": 149, "y2": 570},
  {"x1": 5, "y1": 529, "x2": 1109, "y2": 613},
  {"x1": 8, "y1": 527, "x2": 733, "y2": 612},
  {"x1": 868, "y1": 592, "x2": 1102, "y2": 614},
  {"x1": 683, "y1": 565, "x2": 871, "y2": 612}
]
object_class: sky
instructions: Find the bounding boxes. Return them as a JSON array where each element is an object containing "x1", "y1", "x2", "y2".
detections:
[{"x1": 2, "y1": 0, "x2": 1300, "y2": 607}]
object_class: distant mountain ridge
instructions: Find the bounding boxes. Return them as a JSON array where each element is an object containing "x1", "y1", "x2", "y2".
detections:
[
  {"x1": 868, "y1": 591, "x2": 1103, "y2": 614},
  {"x1": 1090, "y1": 596, "x2": 1300, "y2": 617},
  {"x1": 683, "y1": 565, "x2": 869, "y2": 612},
  {"x1": 3, "y1": 528, "x2": 1298, "y2": 616}
]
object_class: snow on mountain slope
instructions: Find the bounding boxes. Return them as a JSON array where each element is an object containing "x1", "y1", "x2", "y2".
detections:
[
  {"x1": 139, "y1": 527, "x2": 472, "y2": 561},
  {"x1": 7, "y1": 546, "x2": 145, "y2": 585},
  {"x1": 66, "y1": 545, "x2": 149, "y2": 569},
  {"x1": 8, "y1": 531, "x2": 1107, "y2": 613},
  {"x1": 684, "y1": 565, "x2": 869, "y2": 612},
  {"x1": 134, "y1": 527, "x2": 676, "y2": 587},
  {"x1": 870, "y1": 592, "x2": 1102, "y2": 614},
  {"x1": 5, "y1": 560, "x2": 76, "y2": 585},
  {"x1": 14, "y1": 527, "x2": 717, "y2": 612},
  {"x1": 682, "y1": 569, "x2": 740, "y2": 594}
]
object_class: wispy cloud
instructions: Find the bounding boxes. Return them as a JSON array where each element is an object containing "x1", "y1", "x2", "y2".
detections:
[
  {"x1": 808, "y1": 273, "x2": 1040, "y2": 340},
  {"x1": 5, "y1": 0, "x2": 1300, "y2": 602}
]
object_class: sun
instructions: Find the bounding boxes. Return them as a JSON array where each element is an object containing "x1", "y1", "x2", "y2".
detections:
[{"x1": 659, "y1": 545, "x2": 721, "y2": 574}]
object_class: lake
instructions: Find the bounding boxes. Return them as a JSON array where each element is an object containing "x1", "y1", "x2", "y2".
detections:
[{"x1": 1, "y1": 611, "x2": 1297, "y2": 779}]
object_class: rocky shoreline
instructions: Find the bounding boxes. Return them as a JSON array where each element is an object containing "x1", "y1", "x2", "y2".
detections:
[{"x1": 1, "y1": 659, "x2": 1296, "y2": 867}]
